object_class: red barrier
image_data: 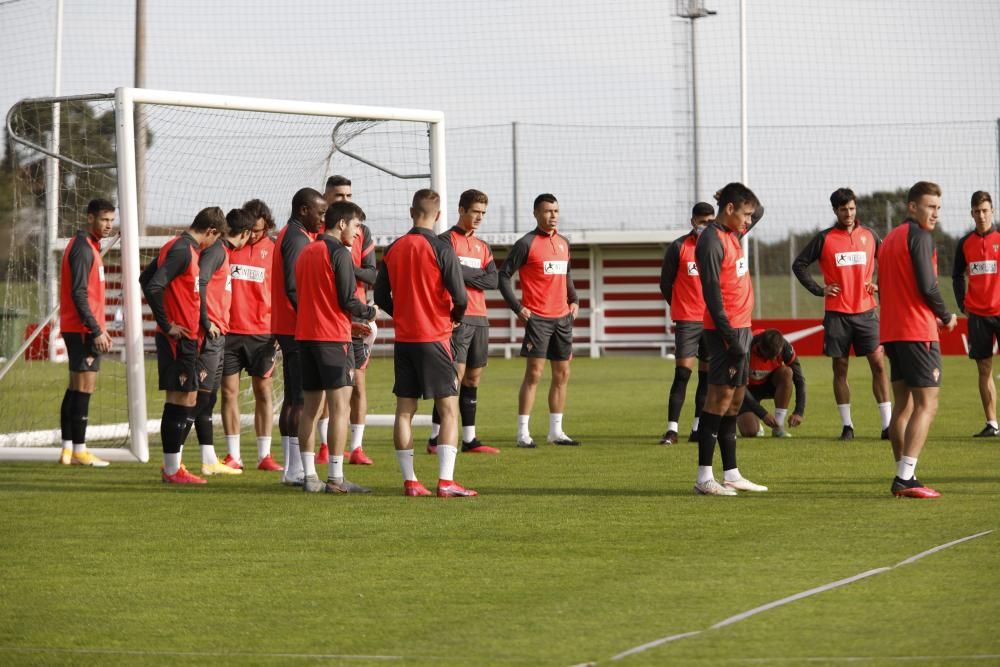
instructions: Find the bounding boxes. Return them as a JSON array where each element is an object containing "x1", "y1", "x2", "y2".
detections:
[{"x1": 753, "y1": 318, "x2": 974, "y2": 356}]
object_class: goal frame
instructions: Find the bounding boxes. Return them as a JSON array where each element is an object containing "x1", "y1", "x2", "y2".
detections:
[{"x1": 1, "y1": 87, "x2": 447, "y2": 463}]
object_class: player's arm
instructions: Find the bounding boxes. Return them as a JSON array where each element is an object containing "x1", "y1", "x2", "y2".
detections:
[
  {"x1": 282, "y1": 230, "x2": 310, "y2": 311},
  {"x1": 434, "y1": 239, "x2": 468, "y2": 323},
  {"x1": 951, "y1": 235, "x2": 968, "y2": 314},
  {"x1": 739, "y1": 203, "x2": 766, "y2": 237},
  {"x1": 464, "y1": 255, "x2": 499, "y2": 291},
  {"x1": 67, "y1": 239, "x2": 102, "y2": 335},
  {"x1": 739, "y1": 389, "x2": 768, "y2": 420},
  {"x1": 354, "y1": 226, "x2": 377, "y2": 286},
  {"x1": 908, "y1": 226, "x2": 953, "y2": 323},
  {"x1": 140, "y1": 242, "x2": 191, "y2": 334},
  {"x1": 792, "y1": 231, "x2": 826, "y2": 297},
  {"x1": 373, "y1": 245, "x2": 394, "y2": 317},
  {"x1": 332, "y1": 246, "x2": 377, "y2": 321},
  {"x1": 198, "y1": 244, "x2": 224, "y2": 336},
  {"x1": 695, "y1": 231, "x2": 739, "y2": 349},
  {"x1": 785, "y1": 346, "x2": 806, "y2": 417},
  {"x1": 565, "y1": 258, "x2": 579, "y2": 315},
  {"x1": 498, "y1": 236, "x2": 530, "y2": 313},
  {"x1": 659, "y1": 241, "x2": 681, "y2": 305}
]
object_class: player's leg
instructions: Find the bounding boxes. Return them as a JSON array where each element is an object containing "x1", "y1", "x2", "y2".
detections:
[
  {"x1": 277, "y1": 335, "x2": 305, "y2": 484},
  {"x1": 736, "y1": 408, "x2": 761, "y2": 438},
  {"x1": 297, "y1": 389, "x2": 325, "y2": 492},
  {"x1": 420, "y1": 340, "x2": 476, "y2": 496},
  {"x1": 158, "y1": 333, "x2": 204, "y2": 483},
  {"x1": 316, "y1": 400, "x2": 331, "y2": 464},
  {"x1": 770, "y1": 365, "x2": 793, "y2": 436},
  {"x1": 887, "y1": 341, "x2": 941, "y2": 497},
  {"x1": 689, "y1": 355, "x2": 709, "y2": 442},
  {"x1": 546, "y1": 314, "x2": 578, "y2": 445},
  {"x1": 663, "y1": 321, "x2": 700, "y2": 444},
  {"x1": 975, "y1": 357, "x2": 997, "y2": 434},
  {"x1": 968, "y1": 315, "x2": 999, "y2": 436},
  {"x1": 196, "y1": 337, "x2": 238, "y2": 476},
  {"x1": 219, "y1": 334, "x2": 246, "y2": 469},
  {"x1": 695, "y1": 329, "x2": 738, "y2": 494},
  {"x1": 347, "y1": 368, "x2": 370, "y2": 463},
  {"x1": 249, "y1": 336, "x2": 279, "y2": 468},
  {"x1": 516, "y1": 316, "x2": 552, "y2": 447},
  {"x1": 61, "y1": 332, "x2": 108, "y2": 466},
  {"x1": 458, "y1": 324, "x2": 495, "y2": 453},
  {"x1": 825, "y1": 312, "x2": 855, "y2": 439},
  {"x1": 866, "y1": 347, "x2": 892, "y2": 438},
  {"x1": 325, "y1": 383, "x2": 367, "y2": 492},
  {"x1": 429, "y1": 326, "x2": 464, "y2": 452},
  {"x1": 392, "y1": 343, "x2": 430, "y2": 496}
]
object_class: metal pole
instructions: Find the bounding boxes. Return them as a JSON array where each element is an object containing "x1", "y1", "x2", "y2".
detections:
[
  {"x1": 134, "y1": 0, "x2": 147, "y2": 234},
  {"x1": 753, "y1": 233, "x2": 761, "y2": 319},
  {"x1": 739, "y1": 0, "x2": 749, "y2": 260},
  {"x1": 789, "y1": 231, "x2": 798, "y2": 319},
  {"x1": 429, "y1": 118, "x2": 448, "y2": 234},
  {"x1": 512, "y1": 121, "x2": 519, "y2": 232},
  {"x1": 690, "y1": 18, "x2": 700, "y2": 204},
  {"x1": 43, "y1": 0, "x2": 64, "y2": 360},
  {"x1": 996, "y1": 118, "x2": 1000, "y2": 201}
]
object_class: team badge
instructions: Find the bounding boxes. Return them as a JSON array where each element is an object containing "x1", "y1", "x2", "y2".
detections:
[
  {"x1": 260, "y1": 249, "x2": 269, "y2": 259},
  {"x1": 728, "y1": 366, "x2": 737, "y2": 378},
  {"x1": 861, "y1": 236, "x2": 867, "y2": 246},
  {"x1": 348, "y1": 369, "x2": 355, "y2": 383},
  {"x1": 85, "y1": 356, "x2": 95, "y2": 367},
  {"x1": 526, "y1": 341, "x2": 534, "y2": 352},
  {"x1": 994, "y1": 244, "x2": 999, "y2": 254},
  {"x1": 199, "y1": 369, "x2": 208, "y2": 382},
  {"x1": 932, "y1": 368, "x2": 940, "y2": 382},
  {"x1": 178, "y1": 373, "x2": 189, "y2": 386}
]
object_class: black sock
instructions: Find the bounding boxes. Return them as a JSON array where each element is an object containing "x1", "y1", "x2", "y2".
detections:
[
  {"x1": 431, "y1": 404, "x2": 440, "y2": 426},
  {"x1": 459, "y1": 385, "x2": 477, "y2": 429},
  {"x1": 697, "y1": 411, "x2": 722, "y2": 467},
  {"x1": 70, "y1": 391, "x2": 91, "y2": 446},
  {"x1": 60, "y1": 389, "x2": 75, "y2": 443},
  {"x1": 694, "y1": 371, "x2": 708, "y2": 420},
  {"x1": 194, "y1": 391, "x2": 217, "y2": 445},
  {"x1": 161, "y1": 403, "x2": 188, "y2": 454},
  {"x1": 667, "y1": 366, "x2": 692, "y2": 423},
  {"x1": 719, "y1": 415, "x2": 738, "y2": 471}
]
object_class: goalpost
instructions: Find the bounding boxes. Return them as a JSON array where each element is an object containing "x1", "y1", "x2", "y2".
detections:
[{"x1": 0, "y1": 87, "x2": 446, "y2": 462}]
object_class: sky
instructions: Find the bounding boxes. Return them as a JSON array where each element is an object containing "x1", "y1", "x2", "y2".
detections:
[{"x1": 2, "y1": 0, "x2": 999, "y2": 240}]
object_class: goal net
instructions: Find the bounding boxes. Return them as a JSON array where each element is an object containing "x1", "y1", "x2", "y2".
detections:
[{"x1": 0, "y1": 88, "x2": 445, "y2": 462}]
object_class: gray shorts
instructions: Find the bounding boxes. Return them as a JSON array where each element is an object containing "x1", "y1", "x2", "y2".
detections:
[{"x1": 673, "y1": 320, "x2": 707, "y2": 361}]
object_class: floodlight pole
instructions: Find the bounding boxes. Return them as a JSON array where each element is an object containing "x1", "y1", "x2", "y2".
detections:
[
  {"x1": 739, "y1": 0, "x2": 750, "y2": 259},
  {"x1": 43, "y1": 0, "x2": 64, "y2": 360},
  {"x1": 134, "y1": 0, "x2": 148, "y2": 234},
  {"x1": 676, "y1": 1, "x2": 716, "y2": 205}
]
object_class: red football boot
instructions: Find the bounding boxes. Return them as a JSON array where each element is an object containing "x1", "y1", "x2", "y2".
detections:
[
  {"x1": 316, "y1": 443, "x2": 330, "y2": 464},
  {"x1": 461, "y1": 438, "x2": 500, "y2": 454},
  {"x1": 222, "y1": 454, "x2": 244, "y2": 470},
  {"x1": 436, "y1": 479, "x2": 479, "y2": 497},
  {"x1": 892, "y1": 477, "x2": 941, "y2": 498},
  {"x1": 256, "y1": 454, "x2": 283, "y2": 472},
  {"x1": 404, "y1": 480, "x2": 432, "y2": 497},
  {"x1": 161, "y1": 465, "x2": 207, "y2": 485},
  {"x1": 348, "y1": 447, "x2": 374, "y2": 465}
]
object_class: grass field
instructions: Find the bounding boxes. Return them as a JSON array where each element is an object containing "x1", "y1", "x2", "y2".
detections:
[{"x1": 1, "y1": 355, "x2": 998, "y2": 666}]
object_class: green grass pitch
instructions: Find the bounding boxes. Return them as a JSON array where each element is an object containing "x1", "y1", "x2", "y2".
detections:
[{"x1": 1, "y1": 355, "x2": 998, "y2": 665}]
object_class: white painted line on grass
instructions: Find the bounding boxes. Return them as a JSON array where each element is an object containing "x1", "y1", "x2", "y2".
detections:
[
  {"x1": 609, "y1": 530, "x2": 993, "y2": 662},
  {"x1": 728, "y1": 655, "x2": 1000, "y2": 663},
  {"x1": 0, "y1": 647, "x2": 403, "y2": 660}
]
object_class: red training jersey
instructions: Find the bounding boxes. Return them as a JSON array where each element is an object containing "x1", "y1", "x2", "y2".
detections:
[
  {"x1": 660, "y1": 231, "x2": 704, "y2": 322},
  {"x1": 442, "y1": 225, "x2": 497, "y2": 321},
  {"x1": 792, "y1": 224, "x2": 880, "y2": 314},
  {"x1": 696, "y1": 222, "x2": 753, "y2": 331},
  {"x1": 271, "y1": 220, "x2": 316, "y2": 336},
  {"x1": 879, "y1": 220, "x2": 951, "y2": 343},
  {"x1": 498, "y1": 228, "x2": 578, "y2": 319},
  {"x1": 199, "y1": 239, "x2": 232, "y2": 335},
  {"x1": 145, "y1": 234, "x2": 201, "y2": 340},
  {"x1": 952, "y1": 227, "x2": 1000, "y2": 317},
  {"x1": 228, "y1": 235, "x2": 274, "y2": 334},
  {"x1": 60, "y1": 230, "x2": 106, "y2": 335},
  {"x1": 296, "y1": 238, "x2": 375, "y2": 342}
]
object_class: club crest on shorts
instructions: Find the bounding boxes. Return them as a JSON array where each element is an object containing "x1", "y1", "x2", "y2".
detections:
[
  {"x1": 728, "y1": 366, "x2": 737, "y2": 378},
  {"x1": 198, "y1": 368, "x2": 208, "y2": 382},
  {"x1": 179, "y1": 372, "x2": 189, "y2": 386},
  {"x1": 932, "y1": 367, "x2": 940, "y2": 382},
  {"x1": 526, "y1": 341, "x2": 534, "y2": 352},
  {"x1": 349, "y1": 368, "x2": 355, "y2": 383}
]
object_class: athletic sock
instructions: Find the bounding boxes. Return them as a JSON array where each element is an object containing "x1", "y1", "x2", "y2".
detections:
[
  {"x1": 989, "y1": 420, "x2": 999, "y2": 430},
  {"x1": 328, "y1": 455, "x2": 344, "y2": 481},
  {"x1": 518, "y1": 414, "x2": 531, "y2": 440},
  {"x1": 225, "y1": 434, "x2": 241, "y2": 461},
  {"x1": 694, "y1": 370, "x2": 708, "y2": 418},
  {"x1": 666, "y1": 421, "x2": 679, "y2": 434},
  {"x1": 60, "y1": 389, "x2": 75, "y2": 444},
  {"x1": 896, "y1": 455, "x2": 918, "y2": 481},
  {"x1": 718, "y1": 415, "x2": 738, "y2": 472},
  {"x1": 200, "y1": 444, "x2": 219, "y2": 465},
  {"x1": 161, "y1": 403, "x2": 189, "y2": 461},
  {"x1": 878, "y1": 402, "x2": 892, "y2": 430},
  {"x1": 437, "y1": 444, "x2": 458, "y2": 481},
  {"x1": 668, "y1": 366, "x2": 692, "y2": 422},
  {"x1": 691, "y1": 417, "x2": 701, "y2": 432},
  {"x1": 193, "y1": 391, "x2": 216, "y2": 449},
  {"x1": 317, "y1": 417, "x2": 329, "y2": 447},
  {"x1": 72, "y1": 442, "x2": 87, "y2": 455},
  {"x1": 70, "y1": 391, "x2": 91, "y2": 449},
  {"x1": 774, "y1": 408, "x2": 788, "y2": 429},
  {"x1": 396, "y1": 448, "x2": 417, "y2": 481},
  {"x1": 286, "y1": 437, "x2": 302, "y2": 478},
  {"x1": 462, "y1": 425, "x2": 476, "y2": 443},
  {"x1": 301, "y1": 451, "x2": 317, "y2": 478},
  {"x1": 548, "y1": 413, "x2": 564, "y2": 439},
  {"x1": 837, "y1": 403, "x2": 853, "y2": 427},
  {"x1": 163, "y1": 451, "x2": 182, "y2": 475},
  {"x1": 723, "y1": 466, "x2": 742, "y2": 482},
  {"x1": 256, "y1": 436, "x2": 272, "y2": 460},
  {"x1": 459, "y1": 384, "x2": 478, "y2": 427},
  {"x1": 280, "y1": 435, "x2": 290, "y2": 469},
  {"x1": 697, "y1": 412, "x2": 722, "y2": 467},
  {"x1": 430, "y1": 422, "x2": 441, "y2": 439},
  {"x1": 697, "y1": 465, "x2": 714, "y2": 484},
  {"x1": 349, "y1": 424, "x2": 365, "y2": 451}
]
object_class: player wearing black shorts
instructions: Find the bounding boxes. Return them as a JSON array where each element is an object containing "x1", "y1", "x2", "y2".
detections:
[
  {"x1": 220, "y1": 198, "x2": 281, "y2": 471},
  {"x1": 659, "y1": 202, "x2": 714, "y2": 444},
  {"x1": 58, "y1": 199, "x2": 115, "y2": 467},
  {"x1": 793, "y1": 188, "x2": 890, "y2": 440},
  {"x1": 295, "y1": 200, "x2": 378, "y2": 493},
  {"x1": 191, "y1": 209, "x2": 252, "y2": 477},
  {"x1": 952, "y1": 190, "x2": 1000, "y2": 437},
  {"x1": 498, "y1": 194, "x2": 581, "y2": 448},
  {"x1": 693, "y1": 183, "x2": 767, "y2": 496},
  {"x1": 270, "y1": 188, "x2": 328, "y2": 485},
  {"x1": 879, "y1": 182, "x2": 956, "y2": 498},
  {"x1": 737, "y1": 329, "x2": 806, "y2": 438},
  {"x1": 140, "y1": 207, "x2": 227, "y2": 484},
  {"x1": 428, "y1": 189, "x2": 500, "y2": 455},
  {"x1": 375, "y1": 189, "x2": 476, "y2": 497}
]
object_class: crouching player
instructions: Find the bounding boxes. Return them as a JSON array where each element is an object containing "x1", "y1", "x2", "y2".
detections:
[{"x1": 737, "y1": 328, "x2": 806, "y2": 438}]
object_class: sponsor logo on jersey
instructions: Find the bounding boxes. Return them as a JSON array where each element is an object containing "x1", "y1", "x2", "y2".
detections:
[
  {"x1": 735, "y1": 257, "x2": 748, "y2": 277},
  {"x1": 969, "y1": 260, "x2": 998, "y2": 276},
  {"x1": 458, "y1": 255, "x2": 482, "y2": 269},
  {"x1": 835, "y1": 251, "x2": 867, "y2": 267},
  {"x1": 686, "y1": 261, "x2": 699, "y2": 276},
  {"x1": 98, "y1": 266, "x2": 105, "y2": 282},
  {"x1": 543, "y1": 260, "x2": 568, "y2": 275},
  {"x1": 231, "y1": 264, "x2": 266, "y2": 283}
]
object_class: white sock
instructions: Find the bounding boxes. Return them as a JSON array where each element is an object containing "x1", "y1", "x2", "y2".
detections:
[
  {"x1": 437, "y1": 444, "x2": 458, "y2": 481},
  {"x1": 287, "y1": 437, "x2": 302, "y2": 477},
  {"x1": 328, "y1": 455, "x2": 344, "y2": 481},
  {"x1": 878, "y1": 402, "x2": 892, "y2": 430},
  {"x1": 692, "y1": 417, "x2": 701, "y2": 432},
  {"x1": 225, "y1": 434, "x2": 241, "y2": 460},
  {"x1": 256, "y1": 436, "x2": 272, "y2": 460},
  {"x1": 667, "y1": 421, "x2": 679, "y2": 433},
  {"x1": 200, "y1": 444, "x2": 219, "y2": 465},
  {"x1": 396, "y1": 448, "x2": 417, "y2": 481},
  {"x1": 896, "y1": 456, "x2": 918, "y2": 480},
  {"x1": 837, "y1": 404, "x2": 853, "y2": 427},
  {"x1": 697, "y1": 465, "x2": 714, "y2": 484},
  {"x1": 62, "y1": 439, "x2": 72, "y2": 451},
  {"x1": 350, "y1": 424, "x2": 365, "y2": 451},
  {"x1": 317, "y1": 418, "x2": 329, "y2": 447},
  {"x1": 723, "y1": 467, "x2": 742, "y2": 482},
  {"x1": 774, "y1": 409, "x2": 788, "y2": 428},
  {"x1": 989, "y1": 420, "x2": 999, "y2": 430},
  {"x1": 549, "y1": 413, "x2": 564, "y2": 438},
  {"x1": 462, "y1": 425, "x2": 476, "y2": 443},
  {"x1": 72, "y1": 442, "x2": 87, "y2": 454},
  {"x1": 430, "y1": 422, "x2": 441, "y2": 439},
  {"x1": 301, "y1": 451, "x2": 317, "y2": 478},
  {"x1": 281, "y1": 435, "x2": 290, "y2": 469},
  {"x1": 164, "y1": 452, "x2": 181, "y2": 475},
  {"x1": 517, "y1": 414, "x2": 530, "y2": 438}
]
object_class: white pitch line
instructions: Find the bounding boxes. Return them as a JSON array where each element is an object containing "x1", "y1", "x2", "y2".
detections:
[
  {"x1": 729, "y1": 655, "x2": 1000, "y2": 663},
  {"x1": 609, "y1": 529, "x2": 993, "y2": 662},
  {"x1": 0, "y1": 647, "x2": 403, "y2": 660}
]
